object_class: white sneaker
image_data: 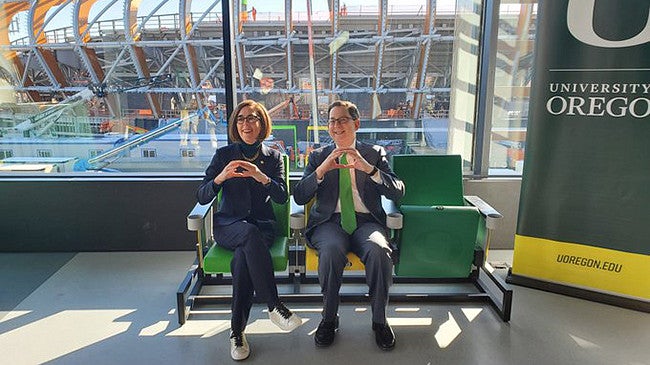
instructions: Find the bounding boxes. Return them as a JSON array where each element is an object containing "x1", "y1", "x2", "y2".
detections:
[
  {"x1": 230, "y1": 332, "x2": 250, "y2": 361},
  {"x1": 268, "y1": 302, "x2": 302, "y2": 331}
]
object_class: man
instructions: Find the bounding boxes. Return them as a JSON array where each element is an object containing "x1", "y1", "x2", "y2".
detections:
[{"x1": 294, "y1": 100, "x2": 405, "y2": 351}]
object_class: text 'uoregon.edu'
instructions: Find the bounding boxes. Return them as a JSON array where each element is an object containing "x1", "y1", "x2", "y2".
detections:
[{"x1": 556, "y1": 254, "x2": 622, "y2": 273}]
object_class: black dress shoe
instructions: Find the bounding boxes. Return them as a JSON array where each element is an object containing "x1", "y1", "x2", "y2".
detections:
[
  {"x1": 314, "y1": 316, "x2": 339, "y2": 347},
  {"x1": 372, "y1": 322, "x2": 395, "y2": 351}
]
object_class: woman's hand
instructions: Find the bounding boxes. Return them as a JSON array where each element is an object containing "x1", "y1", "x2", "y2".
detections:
[{"x1": 214, "y1": 160, "x2": 269, "y2": 185}]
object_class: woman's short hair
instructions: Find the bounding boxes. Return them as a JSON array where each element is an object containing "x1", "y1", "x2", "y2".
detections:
[
  {"x1": 228, "y1": 99, "x2": 272, "y2": 142},
  {"x1": 327, "y1": 100, "x2": 360, "y2": 120}
]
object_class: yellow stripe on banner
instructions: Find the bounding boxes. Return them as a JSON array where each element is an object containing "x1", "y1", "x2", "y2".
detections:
[{"x1": 512, "y1": 235, "x2": 650, "y2": 300}]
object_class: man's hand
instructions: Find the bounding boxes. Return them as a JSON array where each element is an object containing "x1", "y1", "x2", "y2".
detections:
[
  {"x1": 315, "y1": 147, "x2": 374, "y2": 179},
  {"x1": 340, "y1": 147, "x2": 374, "y2": 174}
]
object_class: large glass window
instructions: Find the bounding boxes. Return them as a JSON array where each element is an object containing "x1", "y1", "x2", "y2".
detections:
[
  {"x1": 0, "y1": 0, "x2": 505, "y2": 176},
  {"x1": 447, "y1": 0, "x2": 483, "y2": 171},
  {"x1": 488, "y1": 1, "x2": 536, "y2": 175},
  {"x1": 234, "y1": 0, "x2": 481, "y2": 174}
]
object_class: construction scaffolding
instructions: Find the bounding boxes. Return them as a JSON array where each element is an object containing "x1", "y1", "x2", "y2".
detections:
[{"x1": 1, "y1": 1, "x2": 466, "y2": 120}]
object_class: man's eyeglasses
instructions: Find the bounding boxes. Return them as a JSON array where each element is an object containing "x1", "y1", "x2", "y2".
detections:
[
  {"x1": 328, "y1": 117, "x2": 352, "y2": 126},
  {"x1": 236, "y1": 115, "x2": 261, "y2": 125}
]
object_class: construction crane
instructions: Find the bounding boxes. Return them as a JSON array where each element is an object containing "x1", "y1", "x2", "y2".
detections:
[{"x1": 268, "y1": 95, "x2": 302, "y2": 119}]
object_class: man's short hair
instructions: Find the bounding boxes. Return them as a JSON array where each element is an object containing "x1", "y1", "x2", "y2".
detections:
[{"x1": 328, "y1": 100, "x2": 360, "y2": 120}]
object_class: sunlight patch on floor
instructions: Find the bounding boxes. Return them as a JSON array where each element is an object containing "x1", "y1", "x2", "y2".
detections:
[
  {"x1": 0, "y1": 310, "x2": 32, "y2": 324},
  {"x1": 461, "y1": 308, "x2": 483, "y2": 321},
  {"x1": 394, "y1": 307, "x2": 421, "y2": 312},
  {"x1": 570, "y1": 334, "x2": 601, "y2": 349},
  {"x1": 139, "y1": 320, "x2": 170, "y2": 336},
  {"x1": 0, "y1": 310, "x2": 133, "y2": 364},
  {"x1": 189, "y1": 309, "x2": 232, "y2": 315},
  {"x1": 387, "y1": 317, "x2": 433, "y2": 326},
  {"x1": 165, "y1": 319, "x2": 230, "y2": 338},
  {"x1": 434, "y1": 312, "x2": 461, "y2": 348}
]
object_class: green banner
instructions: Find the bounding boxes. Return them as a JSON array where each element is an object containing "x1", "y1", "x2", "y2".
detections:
[{"x1": 512, "y1": 0, "x2": 650, "y2": 302}]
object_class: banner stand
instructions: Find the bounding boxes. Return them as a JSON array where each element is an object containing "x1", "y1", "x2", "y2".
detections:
[
  {"x1": 507, "y1": 272, "x2": 650, "y2": 313},
  {"x1": 509, "y1": 0, "x2": 650, "y2": 310}
]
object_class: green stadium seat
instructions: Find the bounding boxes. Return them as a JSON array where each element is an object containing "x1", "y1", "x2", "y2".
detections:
[
  {"x1": 188, "y1": 154, "x2": 290, "y2": 275},
  {"x1": 391, "y1": 154, "x2": 498, "y2": 278}
]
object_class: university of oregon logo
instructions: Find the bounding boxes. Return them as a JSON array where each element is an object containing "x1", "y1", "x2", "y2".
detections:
[
  {"x1": 567, "y1": 0, "x2": 650, "y2": 48},
  {"x1": 542, "y1": 1, "x2": 650, "y2": 119}
]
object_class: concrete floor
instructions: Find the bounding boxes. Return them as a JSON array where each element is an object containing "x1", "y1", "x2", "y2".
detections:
[{"x1": 1, "y1": 250, "x2": 648, "y2": 365}]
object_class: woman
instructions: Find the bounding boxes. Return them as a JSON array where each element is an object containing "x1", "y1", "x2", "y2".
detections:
[{"x1": 197, "y1": 100, "x2": 302, "y2": 361}]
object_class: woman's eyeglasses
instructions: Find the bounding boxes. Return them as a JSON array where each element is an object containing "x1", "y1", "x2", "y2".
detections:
[{"x1": 236, "y1": 115, "x2": 261, "y2": 125}]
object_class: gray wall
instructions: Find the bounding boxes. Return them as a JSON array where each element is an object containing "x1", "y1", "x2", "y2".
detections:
[
  {"x1": 0, "y1": 177, "x2": 521, "y2": 252},
  {"x1": 464, "y1": 178, "x2": 521, "y2": 249},
  {"x1": 0, "y1": 178, "x2": 200, "y2": 252}
]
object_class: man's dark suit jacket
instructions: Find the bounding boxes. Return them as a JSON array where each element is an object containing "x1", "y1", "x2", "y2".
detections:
[
  {"x1": 197, "y1": 143, "x2": 288, "y2": 227},
  {"x1": 293, "y1": 141, "x2": 405, "y2": 236}
]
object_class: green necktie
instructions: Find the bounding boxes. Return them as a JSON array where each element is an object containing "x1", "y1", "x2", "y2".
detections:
[{"x1": 339, "y1": 153, "x2": 357, "y2": 234}]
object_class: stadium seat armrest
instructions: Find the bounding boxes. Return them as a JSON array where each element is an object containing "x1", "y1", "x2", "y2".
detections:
[
  {"x1": 187, "y1": 198, "x2": 215, "y2": 231},
  {"x1": 290, "y1": 196, "x2": 306, "y2": 230},
  {"x1": 382, "y1": 196, "x2": 403, "y2": 230},
  {"x1": 464, "y1": 195, "x2": 502, "y2": 230}
]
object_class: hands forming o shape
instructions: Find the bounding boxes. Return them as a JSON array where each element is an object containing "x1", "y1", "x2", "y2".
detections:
[
  {"x1": 317, "y1": 147, "x2": 373, "y2": 179},
  {"x1": 214, "y1": 160, "x2": 266, "y2": 185}
]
